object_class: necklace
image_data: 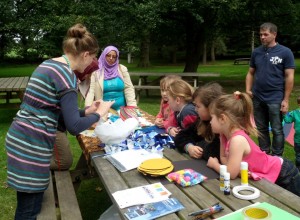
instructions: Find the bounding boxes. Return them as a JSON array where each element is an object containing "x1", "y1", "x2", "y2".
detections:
[{"x1": 62, "y1": 55, "x2": 70, "y2": 68}]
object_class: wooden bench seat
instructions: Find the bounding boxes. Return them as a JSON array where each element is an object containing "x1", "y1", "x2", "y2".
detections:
[
  {"x1": 234, "y1": 58, "x2": 250, "y2": 65},
  {"x1": 37, "y1": 171, "x2": 82, "y2": 220}
]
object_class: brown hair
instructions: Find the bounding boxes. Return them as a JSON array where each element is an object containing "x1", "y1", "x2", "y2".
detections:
[
  {"x1": 210, "y1": 92, "x2": 258, "y2": 136},
  {"x1": 160, "y1": 75, "x2": 181, "y2": 90},
  {"x1": 168, "y1": 79, "x2": 194, "y2": 103},
  {"x1": 63, "y1": 23, "x2": 99, "y2": 56},
  {"x1": 193, "y1": 82, "x2": 225, "y2": 141}
]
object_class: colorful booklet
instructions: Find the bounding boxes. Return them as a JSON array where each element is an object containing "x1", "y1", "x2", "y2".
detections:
[
  {"x1": 112, "y1": 182, "x2": 171, "y2": 209},
  {"x1": 124, "y1": 198, "x2": 184, "y2": 220}
]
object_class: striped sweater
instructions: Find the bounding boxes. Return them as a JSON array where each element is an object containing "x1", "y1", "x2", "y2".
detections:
[{"x1": 5, "y1": 59, "x2": 77, "y2": 192}]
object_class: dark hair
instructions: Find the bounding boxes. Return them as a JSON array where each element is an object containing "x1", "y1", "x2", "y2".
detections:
[
  {"x1": 193, "y1": 82, "x2": 225, "y2": 141},
  {"x1": 63, "y1": 23, "x2": 99, "y2": 56},
  {"x1": 260, "y1": 22, "x2": 277, "y2": 33}
]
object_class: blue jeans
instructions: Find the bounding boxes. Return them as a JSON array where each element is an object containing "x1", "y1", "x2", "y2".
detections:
[
  {"x1": 295, "y1": 143, "x2": 300, "y2": 166},
  {"x1": 15, "y1": 191, "x2": 44, "y2": 220},
  {"x1": 252, "y1": 96, "x2": 284, "y2": 156},
  {"x1": 275, "y1": 158, "x2": 300, "y2": 196}
]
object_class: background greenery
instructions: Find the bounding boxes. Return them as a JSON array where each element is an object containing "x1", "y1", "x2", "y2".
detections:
[{"x1": 0, "y1": 59, "x2": 299, "y2": 219}]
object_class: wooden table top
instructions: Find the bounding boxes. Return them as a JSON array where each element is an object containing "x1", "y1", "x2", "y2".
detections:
[
  {"x1": 87, "y1": 147, "x2": 300, "y2": 220},
  {"x1": 76, "y1": 110, "x2": 300, "y2": 220}
]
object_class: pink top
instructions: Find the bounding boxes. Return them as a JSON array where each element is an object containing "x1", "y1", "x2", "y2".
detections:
[
  {"x1": 156, "y1": 99, "x2": 177, "y2": 130},
  {"x1": 223, "y1": 130, "x2": 282, "y2": 183}
]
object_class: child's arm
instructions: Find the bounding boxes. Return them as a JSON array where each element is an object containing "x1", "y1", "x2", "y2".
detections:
[
  {"x1": 225, "y1": 135, "x2": 250, "y2": 179},
  {"x1": 283, "y1": 111, "x2": 294, "y2": 123}
]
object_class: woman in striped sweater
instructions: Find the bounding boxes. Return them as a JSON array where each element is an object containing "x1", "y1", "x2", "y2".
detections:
[{"x1": 5, "y1": 23, "x2": 113, "y2": 220}]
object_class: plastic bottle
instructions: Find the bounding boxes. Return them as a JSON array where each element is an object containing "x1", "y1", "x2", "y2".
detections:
[
  {"x1": 219, "y1": 165, "x2": 227, "y2": 191},
  {"x1": 240, "y1": 162, "x2": 248, "y2": 186},
  {"x1": 224, "y1": 172, "x2": 230, "y2": 195}
]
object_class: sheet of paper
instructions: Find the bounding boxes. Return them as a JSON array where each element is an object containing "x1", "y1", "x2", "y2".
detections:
[
  {"x1": 112, "y1": 182, "x2": 171, "y2": 209},
  {"x1": 106, "y1": 149, "x2": 162, "y2": 172}
]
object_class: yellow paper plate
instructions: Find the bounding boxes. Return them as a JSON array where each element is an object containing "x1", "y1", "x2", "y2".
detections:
[{"x1": 139, "y1": 158, "x2": 172, "y2": 170}]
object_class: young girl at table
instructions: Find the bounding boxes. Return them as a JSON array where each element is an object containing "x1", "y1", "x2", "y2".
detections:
[
  {"x1": 154, "y1": 75, "x2": 181, "y2": 132},
  {"x1": 175, "y1": 82, "x2": 224, "y2": 160},
  {"x1": 207, "y1": 91, "x2": 300, "y2": 196},
  {"x1": 166, "y1": 79, "x2": 198, "y2": 137}
]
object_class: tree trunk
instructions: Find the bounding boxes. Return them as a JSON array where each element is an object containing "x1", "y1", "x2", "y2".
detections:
[
  {"x1": 137, "y1": 33, "x2": 150, "y2": 67},
  {"x1": 183, "y1": 15, "x2": 204, "y2": 72},
  {"x1": 202, "y1": 42, "x2": 207, "y2": 65},
  {"x1": 211, "y1": 41, "x2": 216, "y2": 63}
]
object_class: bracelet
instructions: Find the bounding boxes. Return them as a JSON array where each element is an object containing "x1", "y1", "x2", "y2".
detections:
[{"x1": 184, "y1": 143, "x2": 193, "y2": 153}]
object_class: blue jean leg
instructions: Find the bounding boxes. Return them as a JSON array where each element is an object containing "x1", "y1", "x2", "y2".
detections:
[
  {"x1": 275, "y1": 158, "x2": 300, "y2": 197},
  {"x1": 15, "y1": 191, "x2": 44, "y2": 220},
  {"x1": 295, "y1": 143, "x2": 300, "y2": 166},
  {"x1": 252, "y1": 97, "x2": 284, "y2": 156},
  {"x1": 268, "y1": 103, "x2": 284, "y2": 156},
  {"x1": 253, "y1": 97, "x2": 271, "y2": 153}
]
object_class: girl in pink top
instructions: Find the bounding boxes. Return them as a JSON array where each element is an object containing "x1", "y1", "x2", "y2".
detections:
[{"x1": 207, "y1": 91, "x2": 300, "y2": 196}]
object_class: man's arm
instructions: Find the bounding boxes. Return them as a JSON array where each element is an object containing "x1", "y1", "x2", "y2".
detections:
[
  {"x1": 281, "y1": 68, "x2": 294, "y2": 113},
  {"x1": 245, "y1": 67, "x2": 256, "y2": 98}
]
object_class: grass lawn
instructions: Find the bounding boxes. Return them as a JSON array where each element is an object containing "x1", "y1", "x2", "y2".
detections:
[{"x1": 0, "y1": 59, "x2": 298, "y2": 219}]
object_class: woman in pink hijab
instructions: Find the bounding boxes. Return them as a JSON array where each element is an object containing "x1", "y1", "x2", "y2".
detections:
[{"x1": 85, "y1": 45, "x2": 137, "y2": 110}]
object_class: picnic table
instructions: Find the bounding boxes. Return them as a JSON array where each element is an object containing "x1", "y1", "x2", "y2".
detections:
[
  {"x1": 76, "y1": 111, "x2": 300, "y2": 220},
  {"x1": 129, "y1": 72, "x2": 220, "y2": 103},
  {"x1": 0, "y1": 77, "x2": 29, "y2": 107},
  {"x1": 233, "y1": 58, "x2": 250, "y2": 65}
]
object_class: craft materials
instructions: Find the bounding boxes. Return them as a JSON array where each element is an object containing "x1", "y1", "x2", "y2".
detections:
[
  {"x1": 242, "y1": 207, "x2": 272, "y2": 220},
  {"x1": 219, "y1": 165, "x2": 227, "y2": 191},
  {"x1": 188, "y1": 202, "x2": 223, "y2": 219},
  {"x1": 232, "y1": 185, "x2": 260, "y2": 200},
  {"x1": 138, "y1": 158, "x2": 174, "y2": 176},
  {"x1": 224, "y1": 172, "x2": 230, "y2": 195},
  {"x1": 241, "y1": 161, "x2": 249, "y2": 186},
  {"x1": 166, "y1": 169, "x2": 207, "y2": 187}
]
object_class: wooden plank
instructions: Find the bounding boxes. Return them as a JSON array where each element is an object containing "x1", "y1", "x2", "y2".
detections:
[
  {"x1": 130, "y1": 72, "x2": 220, "y2": 77},
  {"x1": 0, "y1": 78, "x2": 14, "y2": 91},
  {"x1": 37, "y1": 173, "x2": 57, "y2": 220},
  {"x1": 54, "y1": 171, "x2": 82, "y2": 220},
  {"x1": 134, "y1": 85, "x2": 160, "y2": 90},
  {"x1": 249, "y1": 178, "x2": 300, "y2": 215}
]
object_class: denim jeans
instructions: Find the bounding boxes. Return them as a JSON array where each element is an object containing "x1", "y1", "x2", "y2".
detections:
[
  {"x1": 15, "y1": 191, "x2": 44, "y2": 220},
  {"x1": 275, "y1": 158, "x2": 300, "y2": 196},
  {"x1": 252, "y1": 96, "x2": 284, "y2": 156},
  {"x1": 294, "y1": 143, "x2": 300, "y2": 166}
]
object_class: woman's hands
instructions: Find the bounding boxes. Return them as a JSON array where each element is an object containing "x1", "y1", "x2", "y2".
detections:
[{"x1": 85, "y1": 99, "x2": 114, "y2": 118}]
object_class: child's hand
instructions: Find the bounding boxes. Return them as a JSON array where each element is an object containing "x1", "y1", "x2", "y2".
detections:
[
  {"x1": 169, "y1": 127, "x2": 181, "y2": 137},
  {"x1": 207, "y1": 157, "x2": 220, "y2": 171},
  {"x1": 188, "y1": 145, "x2": 203, "y2": 159},
  {"x1": 155, "y1": 118, "x2": 164, "y2": 127}
]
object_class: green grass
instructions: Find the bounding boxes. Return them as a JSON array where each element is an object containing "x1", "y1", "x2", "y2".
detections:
[{"x1": 0, "y1": 59, "x2": 298, "y2": 219}]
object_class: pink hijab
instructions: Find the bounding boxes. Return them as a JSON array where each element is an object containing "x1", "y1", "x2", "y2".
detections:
[{"x1": 98, "y1": 45, "x2": 120, "y2": 80}]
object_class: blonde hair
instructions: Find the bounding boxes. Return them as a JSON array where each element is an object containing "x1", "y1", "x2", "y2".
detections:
[
  {"x1": 160, "y1": 75, "x2": 181, "y2": 90},
  {"x1": 193, "y1": 82, "x2": 225, "y2": 141},
  {"x1": 63, "y1": 23, "x2": 99, "y2": 56},
  {"x1": 168, "y1": 79, "x2": 194, "y2": 102},
  {"x1": 210, "y1": 92, "x2": 258, "y2": 136}
]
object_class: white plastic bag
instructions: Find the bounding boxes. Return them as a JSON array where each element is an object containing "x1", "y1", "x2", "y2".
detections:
[{"x1": 94, "y1": 118, "x2": 139, "y2": 144}]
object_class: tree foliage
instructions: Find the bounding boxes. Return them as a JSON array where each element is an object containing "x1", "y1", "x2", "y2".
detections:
[{"x1": 1, "y1": 0, "x2": 300, "y2": 71}]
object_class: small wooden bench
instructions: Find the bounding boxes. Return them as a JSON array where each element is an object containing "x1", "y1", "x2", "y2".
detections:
[
  {"x1": 37, "y1": 171, "x2": 82, "y2": 220},
  {"x1": 0, "y1": 77, "x2": 29, "y2": 107},
  {"x1": 234, "y1": 58, "x2": 250, "y2": 65}
]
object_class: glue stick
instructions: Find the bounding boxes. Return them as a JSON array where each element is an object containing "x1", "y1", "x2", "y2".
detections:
[
  {"x1": 219, "y1": 165, "x2": 227, "y2": 191},
  {"x1": 240, "y1": 162, "x2": 248, "y2": 186},
  {"x1": 224, "y1": 172, "x2": 230, "y2": 195}
]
